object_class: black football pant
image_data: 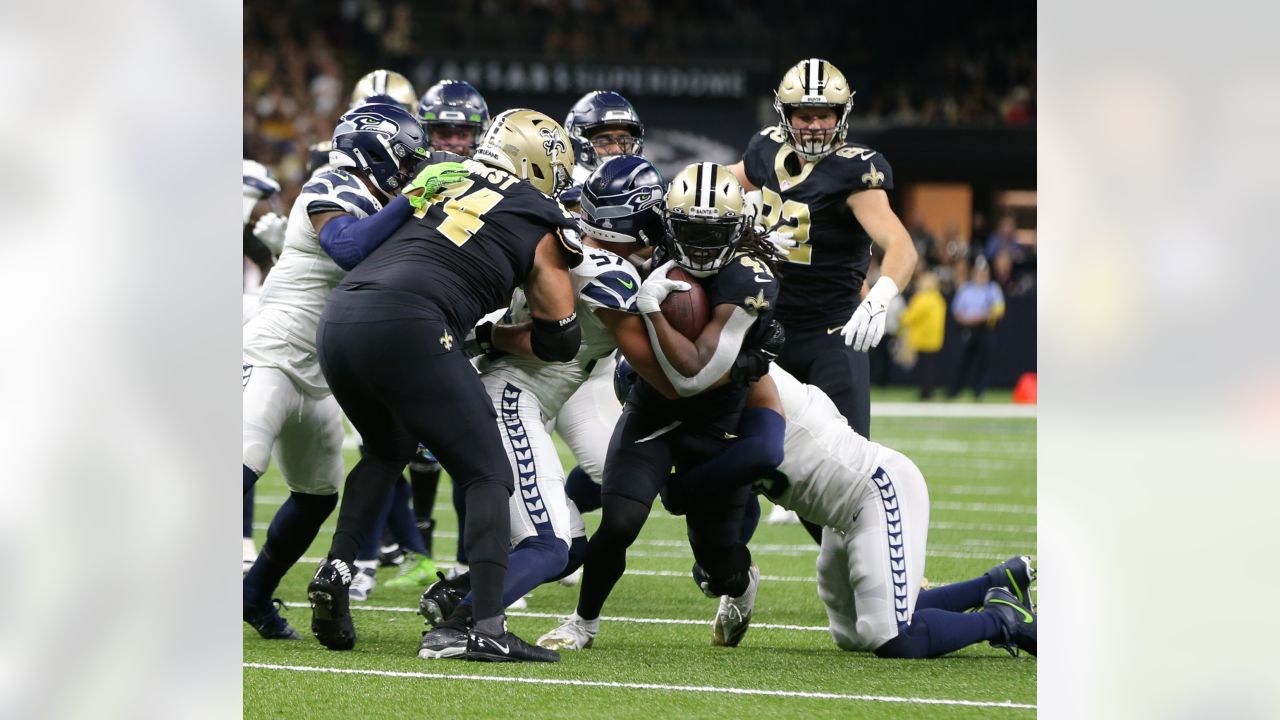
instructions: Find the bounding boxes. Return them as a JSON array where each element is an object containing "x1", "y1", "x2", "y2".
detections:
[
  {"x1": 576, "y1": 405, "x2": 753, "y2": 620},
  {"x1": 317, "y1": 316, "x2": 513, "y2": 621},
  {"x1": 776, "y1": 325, "x2": 871, "y2": 544}
]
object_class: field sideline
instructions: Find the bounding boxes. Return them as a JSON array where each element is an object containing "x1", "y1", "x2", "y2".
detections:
[{"x1": 244, "y1": 409, "x2": 1037, "y2": 718}]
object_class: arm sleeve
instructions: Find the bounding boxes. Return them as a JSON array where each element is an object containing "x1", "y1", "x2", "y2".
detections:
[
  {"x1": 316, "y1": 194, "x2": 412, "y2": 271},
  {"x1": 643, "y1": 306, "x2": 757, "y2": 398}
]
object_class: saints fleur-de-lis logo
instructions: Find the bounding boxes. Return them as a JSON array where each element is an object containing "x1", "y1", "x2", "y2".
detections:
[
  {"x1": 861, "y1": 160, "x2": 885, "y2": 188},
  {"x1": 539, "y1": 127, "x2": 566, "y2": 160},
  {"x1": 439, "y1": 331, "x2": 454, "y2": 351},
  {"x1": 744, "y1": 290, "x2": 770, "y2": 313}
]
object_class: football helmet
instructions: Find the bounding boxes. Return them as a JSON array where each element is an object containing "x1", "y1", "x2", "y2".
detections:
[
  {"x1": 578, "y1": 155, "x2": 665, "y2": 246},
  {"x1": 473, "y1": 109, "x2": 575, "y2": 197},
  {"x1": 417, "y1": 79, "x2": 490, "y2": 157},
  {"x1": 564, "y1": 91, "x2": 644, "y2": 172},
  {"x1": 350, "y1": 69, "x2": 418, "y2": 114},
  {"x1": 328, "y1": 102, "x2": 429, "y2": 196},
  {"x1": 663, "y1": 162, "x2": 748, "y2": 276},
  {"x1": 772, "y1": 58, "x2": 854, "y2": 161}
]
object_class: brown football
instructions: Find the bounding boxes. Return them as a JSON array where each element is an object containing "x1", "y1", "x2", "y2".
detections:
[{"x1": 660, "y1": 266, "x2": 711, "y2": 340}]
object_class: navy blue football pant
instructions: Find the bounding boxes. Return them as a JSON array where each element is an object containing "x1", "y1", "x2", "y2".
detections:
[{"x1": 317, "y1": 315, "x2": 513, "y2": 621}]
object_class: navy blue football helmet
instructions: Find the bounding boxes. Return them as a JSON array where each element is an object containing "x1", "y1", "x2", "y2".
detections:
[
  {"x1": 577, "y1": 155, "x2": 665, "y2": 246},
  {"x1": 564, "y1": 91, "x2": 644, "y2": 172},
  {"x1": 329, "y1": 102, "x2": 429, "y2": 196},
  {"x1": 417, "y1": 80, "x2": 489, "y2": 156}
]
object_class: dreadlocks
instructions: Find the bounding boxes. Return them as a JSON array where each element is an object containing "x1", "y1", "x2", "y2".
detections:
[{"x1": 735, "y1": 223, "x2": 785, "y2": 278}]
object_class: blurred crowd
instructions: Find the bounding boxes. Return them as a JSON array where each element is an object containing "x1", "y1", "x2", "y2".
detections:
[{"x1": 244, "y1": 0, "x2": 1035, "y2": 196}]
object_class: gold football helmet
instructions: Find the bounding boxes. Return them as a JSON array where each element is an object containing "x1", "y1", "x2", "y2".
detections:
[
  {"x1": 663, "y1": 162, "x2": 748, "y2": 276},
  {"x1": 350, "y1": 69, "x2": 418, "y2": 114},
  {"x1": 473, "y1": 109, "x2": 575, "y2": 197},
  {"x1": 772, "y1": 58, "x2": 854, "y2": 160}
]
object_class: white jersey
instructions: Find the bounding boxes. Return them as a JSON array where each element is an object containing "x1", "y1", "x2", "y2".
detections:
[
  {"x1": 477, "y1": 244, "x2": 640, "y2": 418},
  {"x1": 242, "y1": 169, "x2": 383, "y2": 396},
  {"x1": 768, "y1": 365, "x2": 889, "y2": 533}
]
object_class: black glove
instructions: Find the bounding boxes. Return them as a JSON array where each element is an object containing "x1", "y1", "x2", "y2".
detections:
[
  {"x1": 463, "y1": 321, "x2": 504, "y2": 359},
  {"x1": 730, "y1": 319, "x2": 786, "y2": 384}
]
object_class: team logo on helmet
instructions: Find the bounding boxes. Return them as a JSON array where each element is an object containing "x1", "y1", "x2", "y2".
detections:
[{"x1": 540, "y1": 126, "x2": 567, "y2": 160}]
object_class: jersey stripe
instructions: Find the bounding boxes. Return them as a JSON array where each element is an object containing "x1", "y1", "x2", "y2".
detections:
[
  {"x1": 581, "y1": 283, "x2": 629, "y2": 311},
  {"x1": 334, "y1": 189, "x2": 379, "y2": 217}
]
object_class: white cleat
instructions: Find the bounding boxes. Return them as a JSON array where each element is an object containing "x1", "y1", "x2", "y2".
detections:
[
  {"x1": 537, "y1": 614, "x2": 597, "y2": 651},
  {"x1": 712, "y1": 563, "x2": 760, "y2": 647},
  {"x1": 348, "y1": 567, "x2": 377, "y2": 602},
  {"x1": 558, "y1": 566, "x2": 583, "y2": 587},
  {"x1": 766, "y1": 504, "x2": 800, "y2": 525}
]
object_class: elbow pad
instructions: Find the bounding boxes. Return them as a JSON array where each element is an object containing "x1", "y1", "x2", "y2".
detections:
[{"x1": 530, "y1": 313, "x2": 581, "y2": 362}]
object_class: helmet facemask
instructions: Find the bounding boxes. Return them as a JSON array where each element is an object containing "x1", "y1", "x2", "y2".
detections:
[
  {"x1": 664, "y1": 213, "x2": 745, "y2": 277},
  {"x1": 775, "y1": 99, "x2": 852, "y2": 161}
]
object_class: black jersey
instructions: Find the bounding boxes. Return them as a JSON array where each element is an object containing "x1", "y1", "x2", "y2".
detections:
[
  {"x1": 742, "y1": 125, "x2": 894, "y2": 332},
  {"x1": 324, "y1": 156, "x2": 580, "y2": 334},
  {"x1": 632, "y1": 253, "x2": 780, "y2": 427}
]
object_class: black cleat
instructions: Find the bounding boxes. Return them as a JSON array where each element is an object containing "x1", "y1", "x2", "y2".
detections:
[
  {"x1": 419, "y1": 572, "x2": 466, "y2": 628},
  {"x1": 986, "y1": 555, "x2": 1036, "y2": 612},
  {"x1": 466, "y1": 628, "x2": 561, "y2": 663},
  {"x1": 418, "y1": 615, "x2": 471, "y2": 659},
  {"x1": 308, "y1": 559, "x2": 357, "y2": 650},
  {"x1": 244, "y1": 598, "x2": 302, "y2": 640},
  {"x1": 984, "y1": 587, "x2": 1037, "y2": 657}
]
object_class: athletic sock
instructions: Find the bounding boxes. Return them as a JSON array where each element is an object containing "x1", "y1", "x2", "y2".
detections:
[
  {"x1": 243, "y1": 464, "x2": 258, "y2": 495},
  {"x1": 388, "y1": 477, "x2": 427, "y2": 555},
  {"x1": 452, "y1": 479, "x2": 469, "y2": 565},
  {"x1": 462, "y1": 481, "x2": 510, "y2": 620},
  {"x1": 409, "y1": 464, "x2": 441, "y2": 556},
  {"x1": 244, "y1": 491, "x2": 338, "y2": 606},
  {"x1": 915, "y1": 575, "x2": 992, "y2": 612},
  {"x1": 739, "y1": 495, "x2": 761, "y2": 544},
  {"x1": 564, "y1": 466, "x2": 602, "y2": 513},
  {"x1": 875, "y1": 609, "x2": 1002, "y2": 659},
  {"x1": 243, "y1": 483, "x2": 255, "y2": 539},
  {"x1": 329, "y1": 454, "x2": 405, "y2": 564}
]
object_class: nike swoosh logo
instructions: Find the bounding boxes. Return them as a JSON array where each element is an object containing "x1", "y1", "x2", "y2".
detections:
[
  {"x1": 860, "y1": 152, "x2": 877, "y2": 161},
  {"x1": 989, "y1": 598, "x2": 1034, "y2": 624},
  {"x1": 481, "y1": 638, "x2": 510, "y2": 653},
  {"x1": 851, "y1": 508, "x2": 863, "y2": 522},
  {"x1": 827, "y1": 326, "x2": 844, "y2": 335},
  {"x1": 753, "y1": 278, "x2": 772, "y2": 284},
  {"x1": 619, "y1": 279, "x2": 635, "y2": 289}
]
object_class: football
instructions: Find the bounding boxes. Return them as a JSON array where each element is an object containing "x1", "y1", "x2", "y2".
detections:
[{"x1": 661, "y1": 266, "x2": 710, "y2": 340}]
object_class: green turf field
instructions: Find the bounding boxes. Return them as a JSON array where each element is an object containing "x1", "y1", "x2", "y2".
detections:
[{"x1": 244, "y1": 411, "x2": 1036, "y2": 718}]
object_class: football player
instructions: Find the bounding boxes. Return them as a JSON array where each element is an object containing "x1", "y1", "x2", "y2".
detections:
[
  {"x1": 418, "y1": 79, "x2": 489, "y2": 157},
  {"x1": 416, "y1": 155, "x2": 676, "y2": 659},
  {"x1": 727, "y1": 59, "x2": 918, "y2": 543},
  {"x1": 538, "y1": 163, "x2": 785, "y2": 651},
  {"x1": 306, "y1": 69, "x2": 419, "y2": 178},
  {"x1": 564, "y1": 90, "x2": 644, "y2": 188},
  {"x1": 660, "y1": 365, "x2": 1038, "y2": 658},
  {"x1": 241, "y1": 102, "x2": 456, "y2": 640},
  {"x1": 308, "y1": 109, "x2": 582, "y2": 663}
]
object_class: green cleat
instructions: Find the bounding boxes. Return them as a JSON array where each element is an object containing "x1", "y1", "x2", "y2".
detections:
[
  {"x1": 986, "y1": 555, "x2": 1036, "y2": 611},
  {"x1": 385, "y1": 553, "x2": 438, "y2": 589}
]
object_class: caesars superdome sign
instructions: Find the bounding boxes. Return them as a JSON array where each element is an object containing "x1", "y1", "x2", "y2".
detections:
[{"x1": 414, "y1": 59, "x2": 748, "y2": 99}]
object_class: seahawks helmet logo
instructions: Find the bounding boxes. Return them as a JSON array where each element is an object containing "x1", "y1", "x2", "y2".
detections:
[{"x1": 539, "y1": 127, "x2": 567, "y2": 160}]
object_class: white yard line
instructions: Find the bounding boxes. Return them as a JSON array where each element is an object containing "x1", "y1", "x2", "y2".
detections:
[{"x1": 243, "y1": 662, "x2": 1036, "y2": 710}]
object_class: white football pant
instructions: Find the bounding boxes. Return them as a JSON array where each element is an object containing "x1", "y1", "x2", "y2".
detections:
[{"x1": 242, "y1": 363, "x2": 343, "y2": 495}]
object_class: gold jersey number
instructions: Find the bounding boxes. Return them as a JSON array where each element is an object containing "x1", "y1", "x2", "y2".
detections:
[
  {"x1": 759, "y1": 186, "x2": 813, "y2": 265},
  {"x1": 411, "y1": 178, "x2": 504, "y2": 246}
]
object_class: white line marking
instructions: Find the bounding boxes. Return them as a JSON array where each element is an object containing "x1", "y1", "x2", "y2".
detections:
[
  {"x1": 933, "y1": 501, "x2": 1037, "y2": 514},
  {"x1": 243, "y1": 662, "x2": 1036, "y2": 710},
  {"x1": 870, "y1": 402, "x2": 1036, "y2": 419}
]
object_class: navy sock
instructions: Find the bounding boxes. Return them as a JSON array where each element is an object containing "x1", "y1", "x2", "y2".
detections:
[
  {"x1": 463, "y1": 535, "x2": 568, "y2": 609},
  {"x1": 915, "y1": 575, "x2": 992, "y2": 613},
  {"x1": 551, "y1": 535, "x2": 588, "y2": 581},
  {"x1": 739, "y1": 495, "x2": 761, "y2": 544},
  {"x1": 408, "y1": 463, "x2": 440, "y2": 556},
  {"x1": 565, "y1": 466, "x2": 602, "y2": 513},
  {"x1": 452, "y1": 479, "x2": 469, "y2": 565},
  {"x1": 243, "y1": 484, "x2": 255, "y2": 539},
  {"x1": 356, "y1": 481, "x2": 397, "y2": 564},
  {"x1": 244, "y1": 491, "x2": 338, "y2": 606},
  {"x1": 874, "y1": 609, "x2": 1001, "y2": 659},
  {"x1": 388, "y1": 477, "x2": 427, "y2": 555},
  {"x1": 462, "y1": 481, "x2": 511, "y2": 620},
  {"x1": 243, "y1": 464, "x2": 258, "y2": 495}
]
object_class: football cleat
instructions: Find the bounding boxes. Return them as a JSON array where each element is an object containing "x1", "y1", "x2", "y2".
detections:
[
  {"x1": 386, "y1": 553, "x2": 438, "y2": 589},
  {"x1": 986, "y1": 555, "x2": 1036, "y2": 612},
  {"x1": 244, "y1": 598, "x2": 302, "y2": 640},
  {"x1": 537, "y1": 614, "x2": 597, "y2": 651},
  {"x1": 712, "y1": 563, "x2": 760, "y2": 647},
  {"x1": 419, "y1": 572, "x2": 466, "y2": 628},
  {"x1": 378, "y1": 543, "x2": 406, "y2": 567},
  {"x1": 983, "y1": 587, "x2": 1037, "y2": 657},
  {"x1": 308, "y1": 559, "x2": 357, "y2": 650},
  {"x1": 418, "y1": 616, "x2": 471, "y2": 660},
  {"x1": 348, "y1": 566, "x2": 377, "y2": 602},
  {"x1": 467, "y1": 627, "x2": 560, "y2": 663}
]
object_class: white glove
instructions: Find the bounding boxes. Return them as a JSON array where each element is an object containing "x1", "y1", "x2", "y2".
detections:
[
  {"x1": 765, "y1": 229, "x2": 799, "y2": 253},
  {"x1": 252, "y1": 212, "x2": 287, "y2": 256},
  {"x1": 841, "y1": 277, "x2": 899, "y2": 352},
  {"x1": 635, "y1": 260, "x2": 690, "y2": 315}
]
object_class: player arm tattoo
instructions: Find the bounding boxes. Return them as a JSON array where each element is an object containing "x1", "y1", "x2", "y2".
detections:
[
  {"x1": 642, "y1": 304, "x2": 757, "y2": 397},
  {"x1": 596, "y1": 309, "x2": 679, "y2": 400}
]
